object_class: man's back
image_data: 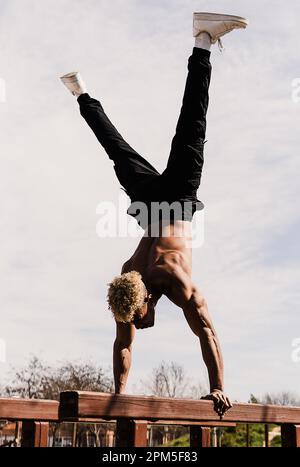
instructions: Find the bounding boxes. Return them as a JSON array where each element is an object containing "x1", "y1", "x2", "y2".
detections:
[{"x1": 123, "y1": 220, "x2": 193, "y2": 295}]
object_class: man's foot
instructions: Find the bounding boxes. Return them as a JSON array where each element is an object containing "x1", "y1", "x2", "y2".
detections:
[
  {"x1": 193, "y1": 12, "x2": 248, "y2": 47},
  {"x1": 201, "y1": 390, "x2": 233, "y2": 418},
  {"x1": 60, "y1": 72, "x2": 87, "y2": 97}
]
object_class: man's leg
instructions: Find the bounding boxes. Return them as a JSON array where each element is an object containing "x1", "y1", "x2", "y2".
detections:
[
  {"x1": 161, "y1": 12, "x2": 248, "y2": 200},
  {"x1": 161, "y1": 47, "x2": 211, "y2": 198},
  {"x1": 78, "y1": 93, "x2": 160, "y2": 197}
]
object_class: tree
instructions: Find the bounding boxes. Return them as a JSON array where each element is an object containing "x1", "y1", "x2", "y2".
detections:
[
  {"x1": 220, "y1": 424, "x2": 265, "y2": 448},
  {"x1": 261, "y1": 392, "x2": 300, "y2": 407},
  {"x1": 248, "y1": 393, "x2": 259, "y2": 404},
  {"x1": 42, "y1": 361, "x2": 114, "y2": 400},
  {"x1": 3, "y1": 356, "x2": 114, "y2": 447},
  {"x1": 140, "y1": 361, "x2": 207, "y2": 446},
  {"x1": 144, "y1": 361, "x2": 187, "y2": 398},
  {"x1": 141, "y1": 361, "x2": 206, "y2": 399},
  {"x1": 4, "y1": 356, "x2": 50, "y2": 399},
  {"x1": 4, "y1": 356, "x2": 113, "y2": 400}
]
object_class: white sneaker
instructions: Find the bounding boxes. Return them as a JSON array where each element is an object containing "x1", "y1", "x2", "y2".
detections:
[
  {"x1": 60, "y1": 72, "x2": 87, "y2": 97},
  {"x1": 193, "y1": 12, "x2": 248, "y2": 47}
]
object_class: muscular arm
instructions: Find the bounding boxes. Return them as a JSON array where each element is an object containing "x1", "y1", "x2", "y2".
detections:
[
  {"x1": 164, "y1": 266, "x2": 232, "y2": 415},
  {"x1": 113, "y1": 321, "x2": 135, "y2": 394}
]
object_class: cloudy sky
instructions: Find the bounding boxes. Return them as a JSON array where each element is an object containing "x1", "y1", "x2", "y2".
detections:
[{"x1": 0, "y1": 0, "x2": 299, "y2": 402}]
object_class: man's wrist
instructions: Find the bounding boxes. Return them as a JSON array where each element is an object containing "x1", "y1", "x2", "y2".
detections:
[{"x1": 114, "y1": 385, "x2": 126, "y2": 395}]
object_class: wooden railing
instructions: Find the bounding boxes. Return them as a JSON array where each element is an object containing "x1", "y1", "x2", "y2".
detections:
[
  {"x1": 0, "y1": 397, "x2": 59, "y2": 447},
  {"x1": 1, "y1": 392, "x2": 300, "y2": 447},
  {"x1": 59, "y1": 391, "x2": 300, "y2": 447}
]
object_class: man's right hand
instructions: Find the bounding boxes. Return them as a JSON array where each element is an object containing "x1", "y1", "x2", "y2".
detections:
[{"x1": 201, "y1": 390, "x2": 232, "y2": 418}]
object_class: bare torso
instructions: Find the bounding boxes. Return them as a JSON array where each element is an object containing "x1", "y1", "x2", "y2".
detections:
[
  {"x1": 116, "y1": 220, "x2": 231, "y2": 414},
  {"x1": 122, "y1": 221, "x2": 193, "y2": 297}
]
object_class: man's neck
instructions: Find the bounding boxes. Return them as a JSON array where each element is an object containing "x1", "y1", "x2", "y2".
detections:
[{"x1": 143, "y1": 280, "x2": 162, "y2": 302}]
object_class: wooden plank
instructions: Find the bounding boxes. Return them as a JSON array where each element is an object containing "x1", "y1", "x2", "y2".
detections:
[
  {"x1": 60, "y1": 416, "x2": 235, "y2": 427},
  {"x1": 21, "y1": 421, "x2": 49, "y2": 447},
  {"x1": 190, "y1": 426, "x2": 211, "y2": 447},
  {"x1": 148, "y1": 420, "x2": 236, "y2": 427},
  {"x1": 0, "y1": 398, "x2": 59, "y2": 422},
  {"x1": 59, "y1": 391, "x2": 300, "y2": 425},
  {"x1": 116, "y1": 420, "x2": 148, "y2": 447},
  {"x1": 281, "y1": 424, "x2": 300, "y2": 447}
]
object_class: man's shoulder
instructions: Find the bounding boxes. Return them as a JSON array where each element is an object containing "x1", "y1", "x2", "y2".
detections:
[{"x1": 121, "y1": 259, "x2": 134, "y2": 274}]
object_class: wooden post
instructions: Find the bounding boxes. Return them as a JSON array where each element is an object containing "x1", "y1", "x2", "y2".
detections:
[
  {"x1": 264, "y1": 424, "x2": 269, "y2": 448},
  {"x1": 281, "y1": 424, "x2": 300, "y2": 447},
  {"x1": 14, "y1": 421, "x2": 22, "y2": 447},
  {"x1": 116, "y1": 419, "x2": 148, "y2": 447},
  {"x1": 246, "y1": 424, "x2": 250, "y2": 447},
  {"x1": 211, "y1": 427, "x2": 217, "y2": 447},
  {"x1": 72, "y1": 422, "x2": 77, "y2": 447},
  {"x1": 148, "y1": 426, "x2": 153, "y2": 447},
  {"x1": 217, "y1": 428, "x2": 222, "y2": 447},
  {"x1": 21, "y1": 421, "x2": 49, "y2": 447},
  {"x1": 190, "y1": 426, "x2": 211, "y2": 447}
]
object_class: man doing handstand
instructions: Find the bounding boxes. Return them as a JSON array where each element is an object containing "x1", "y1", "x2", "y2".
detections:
[{"x1": 61, "y1": 12, "x2": 248, "y2": 416}]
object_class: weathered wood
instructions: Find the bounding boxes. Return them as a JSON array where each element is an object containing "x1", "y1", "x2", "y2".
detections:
[
  {"x1": 190, "y1": 426, "x2": 211, "y2": 447},
  {"x1": 14, "y1": 421, "x2": 22, "y2": 447},
  {"x1": 149, "y1": 420, "x2": 236, "y2": 427},
  {"x1": 281, "y1": 424, "x2": 300, "y2": 447},
  {"x1": 59, "y1": 416, "x2": 235, "y2": 427},
  {"x1": 0, "y1": 397, "x2": 59, "y2": 422},
  {"x1": 116, "y1": 419, "x2": 148, "y2": 447},
  {"x1": 59, "y1": 391, "x2": 300, "y2": 425},
  {"x1": 211, "y1": 428, "x2": 217, "y2": 447},
  {"x1": 21, "y1": 421, "x2": 49, "y2": 447}
]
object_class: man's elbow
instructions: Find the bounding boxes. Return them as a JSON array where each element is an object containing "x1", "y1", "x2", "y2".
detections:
[{"x1": 185, "y1": 294, "x2": 207, "y2": 313}]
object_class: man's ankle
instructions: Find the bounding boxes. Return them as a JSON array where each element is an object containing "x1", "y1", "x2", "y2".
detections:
[{"x1": 195, "y1": 32, "x2": 212, "y2": 51}]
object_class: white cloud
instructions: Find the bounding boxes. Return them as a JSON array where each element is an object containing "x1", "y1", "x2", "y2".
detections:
[{"x1": 0, "y1": 0, "x2": 299, "y2": 402}]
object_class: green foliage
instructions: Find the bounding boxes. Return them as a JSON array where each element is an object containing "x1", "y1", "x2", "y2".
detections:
[
  {"x1": 270, "y1": 435, "x2": 281, "y2": 447},
  {"x1": 248, "y1": 394, "x2": 259, "y2": 404},
  {"x1": 163, "y1": 424, "x2": 279, "y2": 448},
  {"x1": 221, "y1": 424, "x2": 265, "y2": 447},
  {"x1": 161, "y1": 434, "x2": 189, "y2": 447}
]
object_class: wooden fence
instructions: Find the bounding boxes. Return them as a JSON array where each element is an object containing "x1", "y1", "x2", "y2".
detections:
[{"x1": 1, "y1": 392, "x2": 299, "y2": 447}]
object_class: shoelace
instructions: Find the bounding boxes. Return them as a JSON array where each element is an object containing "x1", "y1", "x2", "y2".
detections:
[{"x1": 218, "y1": 38, "x2": 224, "y2": 52}]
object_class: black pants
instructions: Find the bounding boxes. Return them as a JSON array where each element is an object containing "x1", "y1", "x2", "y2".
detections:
[{"x1": 78, "y1": 47, "x2": 211, "y2": 228}]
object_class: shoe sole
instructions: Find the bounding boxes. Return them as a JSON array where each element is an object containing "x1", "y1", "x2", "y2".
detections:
[
  {"x1": 60, "y1": 72, "x2": 79, "y2": 80},
  {"x1": 194, "y1": 12, "x2": 248, "y2": 27}
]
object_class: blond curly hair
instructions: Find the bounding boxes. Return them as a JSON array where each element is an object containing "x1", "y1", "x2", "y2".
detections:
[{"x1": 107, "y1": 271, "x2": 146, "y2": 323}]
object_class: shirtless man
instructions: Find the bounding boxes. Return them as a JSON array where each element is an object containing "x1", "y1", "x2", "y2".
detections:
[{"x1": 61, "y1": 12, "x2": 248, "y2": 416}]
